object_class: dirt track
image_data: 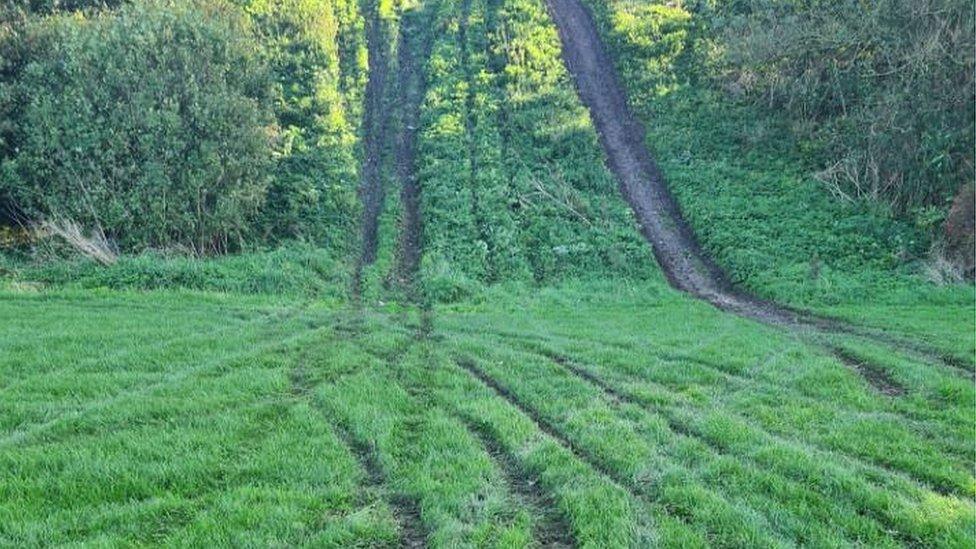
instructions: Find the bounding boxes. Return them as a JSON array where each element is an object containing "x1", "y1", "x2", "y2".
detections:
[
  {"x1": 354, "y1": 15, "x2": 394, "y2": 296},
  {"x1": 543, "y1": 0, "x2": 798, "y2": 324},
  {"x1": 543, "y1": 0, "x2": 970, "y2": 382},
  {"x1": 394, "y1": 11, "x2": 433, "y2": 288},
  {"x1": 543, "y1": 0, "x2": 968, "y2": 376}
]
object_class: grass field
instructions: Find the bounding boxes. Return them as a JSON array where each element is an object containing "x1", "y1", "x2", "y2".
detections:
[
  {"x1": 2, "y1": 0, "x2": 973, "y2": 546},
  {"x1": 1, "y1": 279, "x2": 972, "y2": 546}
]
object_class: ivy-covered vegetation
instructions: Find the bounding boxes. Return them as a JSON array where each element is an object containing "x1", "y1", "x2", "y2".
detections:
[{"x1": 418, "y1": 0, "x2": 656, "y2": 301}]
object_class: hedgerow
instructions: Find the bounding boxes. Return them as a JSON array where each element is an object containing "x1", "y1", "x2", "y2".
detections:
[
  {"x1": 1, "y1": 0, "x2": 275, "y2": 255},
  {"x1": 0, "y1": 0, "x2": 365, "y2": 256},
  {"x1": 234, "y1": 0, "x2": 365, "y2": 249}
]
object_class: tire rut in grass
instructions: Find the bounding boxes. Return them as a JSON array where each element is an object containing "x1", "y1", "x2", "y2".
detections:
[
  {"x1": 299, "y1": 324, "x2": 428, "y2": 546},
  {"x1": 350, "y1": 336, "x2": 573, "y2": 546},
  {"x1": 531, "y1": 353, "x2": 948, "y2": 546},
  {"x1": 828, "y1": 347, "x2": 906, "y2": 396},
  {"x1": 449, "y1": 322, "x2": 913, "y2": 398},
  {"x1": 541, "y1": 0, "x2": 967, "y2": 376},
  {"x1": 532, "y1": 346, "x2": 965, "y2": 502},
  {"x1": 459, "y1": 417, "x2": 576, "y2": 548},
  {"x1": 349, "y1": 329, "x2": 577, "y2": 546},
  {"x1": 322, "y1": 411, "x2": 428, "y2": 548},
  {"x1": 453, "y1": 357, "x2": 675, "y2": 514}
]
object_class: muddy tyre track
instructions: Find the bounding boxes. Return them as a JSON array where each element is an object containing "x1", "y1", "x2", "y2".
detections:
[
  {"x1": 354, "y1": 14, "x2": 395, "y2": 297},
  {"x1": 394, "y1": 11, "x2": 435, "y2": 290},
  {"x1": 460, "y1": 418, "x2": 576, "y2": 548},
  {"x1": 453, "y1": 357, "x2": 691, "y2": 531},
  {"x1": 542, "y1": 0, "x2": 968, "y2": 373},
  {"x1": 528, "y1": 349, "x2": 955, "y2": 540}
]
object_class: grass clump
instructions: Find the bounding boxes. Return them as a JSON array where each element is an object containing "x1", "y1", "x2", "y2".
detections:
[{"x1": 16, "y1": 245, "x2": 348, "y2": 299}]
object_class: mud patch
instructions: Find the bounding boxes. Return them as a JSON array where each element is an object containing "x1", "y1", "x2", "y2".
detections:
[
  {"x1": 393, "y1": 10, "x2": 436, "y2": 292},
  {"x1": 354, "y1": 15, "x2": 395, "y2": 298}
]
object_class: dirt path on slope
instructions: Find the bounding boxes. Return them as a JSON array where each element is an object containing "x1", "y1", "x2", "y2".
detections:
[
  {"x1": 543, "y1": 0, "x2": 790, "y2": 324},
  {"x1": 394, "y1": 11, "x2": 435, "y2": 290},
  {"x1": 543, "y1": 0, "x2": 967, "y2": 372},
  {"x1": 353, "y1": 15, "x2": 395, "y2": 297}
]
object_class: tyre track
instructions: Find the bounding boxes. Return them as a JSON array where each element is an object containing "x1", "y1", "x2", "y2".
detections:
[
  {"x1": 338, "y1": 326, "x2": 580, "y2": 547},
  {"x1": 456, "y1": 415, "x2": 576, "y2": 548},
  {"x1": 541, "y1": 0, "x2": 969, "y2": 377},
  {"x1": 530, "y1": 346, "x2": 968, "y2": 515},
  {"x1": 448, "y1": 322, "x2": 916, "y2": 400},
  {"x1": 354, "y1": 11, "x2": 395, "y2": 298},
  {"x1": 370, "y1": 334, "x2": 576, "y2": 548},
  {"x1": 347, "y1": 333, "x2": 577, "y2": 547},
  {"x1": 393, "y1": 10, "x2": 434, "y2": 290},
  {"x1": 298, "y1": 330, "x2": 428, "y2": 548},
  {"x1": 318, "y1": 410, "x2": 428, "y2": 548},
  {"x1": 453, "y1": 357, "x2": 696, "y2": 535},
  {"x1": 0, "y1": 318, "x2": 322, "y2": 448},
  {"x1": 494, "y1": 333, "x2": 973, "y2": 475}
]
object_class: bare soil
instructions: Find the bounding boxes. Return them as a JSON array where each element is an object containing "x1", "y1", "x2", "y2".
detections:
[
  {"x1": 354, "y1": 16, "x2": 394, "y2": 297},
  {"x1": 394, "y1": 12, "x2": 435, "y2": 289}
]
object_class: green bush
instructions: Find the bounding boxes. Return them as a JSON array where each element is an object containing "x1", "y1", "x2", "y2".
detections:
[
  {"x1": 234, "y1": 0, "x2": 364, "y2": 248},
  {"x1": 1, "y1": 0, "x2": 275, "y2": 254},
  {"x1": 14, "y1": 1, "x2": 125, "y2": 14}
]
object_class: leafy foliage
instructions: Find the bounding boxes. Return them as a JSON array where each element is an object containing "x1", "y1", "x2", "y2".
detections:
[
  {"x1": 12, "y1": 0, "x2": 126, "y2": 14},
  {"x1": 233, "y1": 0, "x2": 365, "y2": 248},
  {"x1": 1, "y1": 0, "x2": 275, "y2": 254},
  {"x1": 695, "y1": 0, "x2": 974, "y2": 215},
  {"x1": 418, "y1": 0, "x2": 655, "y2": 300}
]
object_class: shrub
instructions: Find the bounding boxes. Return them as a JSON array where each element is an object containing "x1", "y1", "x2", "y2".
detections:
[
  {"x1": 0, "y1": 0, "x2": 275, "y2": 255},
  {"x1": 234, "y1": 0, "x2": 363, "y2": 248},
  {"x1": 695, "y1": 0, "x2": 974, "y2": 214}
]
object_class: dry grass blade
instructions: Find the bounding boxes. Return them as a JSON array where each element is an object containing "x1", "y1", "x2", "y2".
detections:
[{"x1": 40, "y1": 218, "x2": 117, "y2": 266}]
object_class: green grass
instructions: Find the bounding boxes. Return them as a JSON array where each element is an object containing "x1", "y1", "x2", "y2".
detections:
[
  {"x1": 1, "y1": 0, "x2": 972, "y2": 545},
  {"x1": 2, "y1": 245, "x2": 350, "y2": 301},
  {"x1": 1, "y1": 280, "x2": 972, "y2": 546}
]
